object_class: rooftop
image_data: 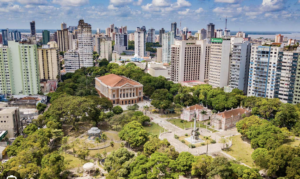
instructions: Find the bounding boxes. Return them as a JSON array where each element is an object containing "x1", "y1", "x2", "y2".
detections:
[
  {"x1": 151, "y1": 67, "x2": 166, "y2": 70},
  {"x1": 217, "y1": 107, "x2": 250, "y2": 119},
  {"x1": 186, "y1": 104, "x2": 205, "y2": 111},
  {"x1": 97, "y1": 74, "x2": 141, "y2": 87},
  {"x1": 0, "y1": 107, "x2": 17, "y2": 114}
]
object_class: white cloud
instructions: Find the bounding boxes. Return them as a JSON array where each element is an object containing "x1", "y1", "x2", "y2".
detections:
[
  {"x1": 215, "y1": 0, "x2": 241, "y2": 3},
  {"x1": 134, "y1": 0, "x2": 142, "y2": 5},
  {"x1": 152, "y1": 0, "x2": 170, "y2": 7},
  {"x1": 0, "y1": 0, "x2": 47, "y2": 4},
  {"x1": 0, "y1": 4, "x2": 22, "y2": 12},
  {"x1": 52, "y1": 0, "x2": 89, "y2": 6},
  {"x1": 176, "y1": 0, "x2": 191, "y2": 7},
  {"x1": 261, "y1": 0, "x2": 284, "y2": 12},
  {"x1": 213, "y1": 5, "x2": 243, "y2": 18},
  {"x1": 195, "y1": 7, "x2": 203, "y2": 13},
  {"x1": 178, "y1": 8, "x2": 190, "y2": 15},
  {"x1": 110, "y1": 0, "x2": 132, "y2": 6},
  {"x1": 108, "y1": 4, "x2": 118, "y2": 10}
]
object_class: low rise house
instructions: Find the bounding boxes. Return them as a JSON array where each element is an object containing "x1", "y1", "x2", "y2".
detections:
[
  {"x1": 181, "y1": 104, "x2": 212, "y2": 121},
  {"x1": 210, "y1": 107, "x2": 251, "y2": 130},
  {"x1": 95, "y1": 74, "x2": 143, "y2": 105}
]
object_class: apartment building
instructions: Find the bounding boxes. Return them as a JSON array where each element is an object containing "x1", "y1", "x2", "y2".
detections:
[
  {"x1": 208, "y1": 38, "x2": 231, "y2": 88},
  {"x1": 57, "y1": 29, "x2": 69, "y2": 52},
  {"x1": 0, "y1": 105, "x2": 22, "y2": 138},
  {"x1": 0, "y1": 41, "x2": 40, "y2": 95},
  {"x1": 146, "y1": 28, "x2": 155, "y2": 43},
  {"x1": 38, "y1": 46, "x2": 60, "y2": 81},
  {"x1": 229, "y1": 41, "x2": 251, "y2": 94},
  {"x1": 203, "y1": 44, "x2": 211, "y2": 82},
  {"x1": 99, "y1": 38, "x2": 112, "y2": 61},
  {"x1": 64, "y1": 50, "x2": 80, "y2": 73},
  {"x1": 292, "y1": 53, "x2": 300, "y2": 104},
  {"x1": 134, "y1": 27, "x2": 146, "y2": 57},
  {"x1": 275, "y1": 51, "x2": 299, "y2": 103},
  {"x1": 77, "y1": 19, "x2": 93, "y2": 67},
  {"x1": 247, "y1": 45, "x2": 282, "y2": 98},
  {"x1": 170, "y1": 40, "x2": 204, "y2": 82},
  {"x1": 114, "y1": 33, "x2": 128, "y2": 54},
  {"x1": 162, "y1": 31, "x2": 175, "y2": 64}
]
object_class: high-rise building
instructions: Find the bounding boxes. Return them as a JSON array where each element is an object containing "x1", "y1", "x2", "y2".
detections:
[
  {"x1": 42, "y1": 30, "x2": 50, "y2": 44},
  {"x1": 68, "y1": 32, "x2": 76, "y2": 50},
  {"x1": 38, "y1": 46, "x2": 60, "y2": 80},
  {"x1": 216, "y1": 29, "x2": 223, "y2": 38},
  {"x1": 97, "y1": 28, "x2": 101, "y2": 34},
  {"x1": 99, "y1": 38, "x2": 112, "y2": 61},
  {"x1": 200, "y1": 29, "x2": 207, "y2": 40},
  {"x1": 129, "y1": 33, "x2": 135, "y2": 41},
  {"x1": 203, "y1": 43, "x2": 211, "y2": 82},
  {"x1": 134, "y1": 27, "x2": 146, "y2": 57},
  {"x1": 236, "y1": 31, "x2": 246, "y2": 38},
  {"x1": 187, "y1": 32, "x2": 192, "y2": 39},
  {"x1": 247, "y1": 45, "x2": 282, "y2": 98},
  {"x1": 229, "y1": 41, "x2": 251, "y2": 94},
  {"x1": 224, "y1": 29, "x2": 230, "y2": 37},
  {"x1": 77, "y1": 19, "x2": 93, "y2": 67},
  {"x1": 275, "y1": 51, "x2": 299, "y2": 104},
  {"x1": 1, "y1": 29, "x2": 8, "y2": 46},
  {"x1": 0, "y1": 34, "x2": 2, "y2": 44},
  {"x1": 183, "y1": 27, "x2": 188, "y2": 36},
  {"x1": 171, "y1": 22, "x2": 177, "y2": 37},
  {"x1": 159, "y1": 28, "x2": 165, "y2": 45},
  {"x1": 57, "y1": 29, "x2": 69, "y2": 52},
  {"x1": 156, "y1": 47, "x2": 162, "y2": 63},
  {"x1": 106, "y1": 28, "x2": 111, "y2": 37},
  {"x1": 53, "y1": 31, "x2": 58, "y2": 42},
  {"x1": 68, "y1": 26, "x2": 78, "y2": 33},
  {"x1": 170, "y1": 40, "x2": 206, "y2": 82},
  {"x1": 9, "y1": 30, "x2": 21, "y2": 42},
  {"x1": 0, "y1": 41, "x2": 40, "y2": 95},
  {"x1": 207, "y1": 23, "x2": 215, "y2": 39},
  {"x1": 30, "y1": 21, "x2": 36, "y2": 36},
  {"x1": 115, "y1": 33, "x2": 128, "y2": 54},
  {"x1": 208, "y1": 38, "x2": 231, "y2": 88},
  {"x1": 61, "y1": 22, "x2": 67, "y2": 30},
  {"x1": 275, "y1": 34, "x2": 284, "y2": 43},
  {"x1": 122, "y1": 26, "x2": 127, "y2": 34},
  {"x1": 162, "y1": 31, "x2": 175, "y2": 64},
  {"x1": 146, "y1": 28, "x2": 155, "y2": 43},
  {"x1": 64, "y1": 50, "x2": 80, "y2": 73}
]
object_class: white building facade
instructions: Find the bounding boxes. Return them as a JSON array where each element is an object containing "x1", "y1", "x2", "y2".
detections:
[
  {"x1": 77, "y1": 20, "x2": 93, "y2": 68},
  {"x1": 162, "y1": 31, "x2": 175, "y2": 64},
  {"x1": 64, "y1": 50, "x2": 80, "y2": 73},
  {"x1": 134, "y1": 27, "x2": 146, "y2": 57}
]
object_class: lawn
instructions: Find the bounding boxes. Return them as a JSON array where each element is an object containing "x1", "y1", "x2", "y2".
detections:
[
  {"x1": 89, "y1": 143, "x2": 122, "y2": 157},
  {"x1": 144, "y1": 122, "x2": 165, "y2": 136},
  {"x1": 63, "y1": 153, "x2": 86, "y2": 169},
  {"x1": 223, "y1": 135, "x2": 255, "y2": 168},
  {"x1": 178, "y1": 135, "x2": 209, "y2": 147},
  {"x1": 167, "y1": 118, "x2": 218, "y2": 132},
  {"x1": 160, "y1": 113, "x2": 181, "y2": 118}
]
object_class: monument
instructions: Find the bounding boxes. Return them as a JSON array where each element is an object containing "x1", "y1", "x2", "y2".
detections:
[{"x1": 185, "y1": 111, "x2": 203, "y2": 144}]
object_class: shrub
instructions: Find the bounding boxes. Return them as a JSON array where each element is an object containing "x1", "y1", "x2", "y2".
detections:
[
  {"x1": 112, "y1": 106, "x2": 123, "y2": 114},
  {"x1": 174, "y1": 135, "x2": 179, "y2": 139},
  {"x1": 189, "y1": 144, "x2": 196, "y2": 148},
  {"x1": 208, "y1": 122, "x2": 210, "y2": 125},
  {"x1": 181, "y1": 140, "x2": 185, "y2": 143},
  {"x1": 201, "y1": 143, "x2": 205, "y2": 146},
  {"x1": 185, "y1": 133, "x2": 188, "y2": 137},
  {"x1": 211, "y1": 140, "x2": 216, "y2": 144}
]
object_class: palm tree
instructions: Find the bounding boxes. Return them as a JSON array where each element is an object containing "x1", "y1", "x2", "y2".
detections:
[
  {"x1": 95, "y1": 137, "x2": 101, "y2": 146},
  {"x1": 203, "y1": 136, "x2": 210, "y2": 155},
  {"x1": 103, "y1": 151, "x2": 107, "y2": 158},
  {"x1": 143, "y1": 105, "x2": 149, "y2": 114},
  {"x1": 110, "y1": 141, "x2": 114, "y2": 148},
  {"x1": 219, "y1": 137, "x2": 228, "y2": 149},
  {"x1": 101, "y1": 133, "x2": 108, "y2": 145},
  {"x1": 95, "y1": 153, "x2": 103, "y2": 164}
]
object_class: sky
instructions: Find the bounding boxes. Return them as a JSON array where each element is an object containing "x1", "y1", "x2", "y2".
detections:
[{"x1": 0, "y1": 0, "x2": 300, "y2": 31}]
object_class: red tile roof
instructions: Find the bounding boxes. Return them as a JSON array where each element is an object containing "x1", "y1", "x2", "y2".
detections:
[
  {"x1": 186, "y1": 104, "x2": 205, "y2": 111},
  {"x1": 97, "y1": 74, "x2": 141, "y2": 87},
  {"x1": 217, "y1": 108, "x2": 250, "y2": 119}
]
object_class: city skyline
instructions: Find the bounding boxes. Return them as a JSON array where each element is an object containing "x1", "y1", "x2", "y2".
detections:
[{"x1": 0, "y1": 0, "x2": 299, "y2": 31}]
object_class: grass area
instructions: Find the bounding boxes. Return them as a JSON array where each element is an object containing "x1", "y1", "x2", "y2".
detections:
[
  {"x1": 223, "y1": 135, "x2": 255, "y2": 168},
  {"x1": 63, "y1": 153, "x2": 86, "y2": 169},
  {"x1": 178, "y1": 135, "x2": 209, "y2": 147},
  {"x1": 160, "y1": 113, "x2": 181, "y2": 118},
  {"x1": 167, "y1": 118, "x2": 218, "y2": 132},
  {"x1": 144, "y1": 122, "x2": 165, "y2": 136},
  {"x1": 89, "y1": 143, "x2": 121, "y2": 157}
]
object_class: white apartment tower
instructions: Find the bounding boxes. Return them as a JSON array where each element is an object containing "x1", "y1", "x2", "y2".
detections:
[
  {"x1": 115, "y1": 33, "x2": 128, "y2": 54},
  {"x1": 162, "y1": 31, "x2": 175, "y2": 64},
  {"x1": 147, "y1": 28, "x2": 155, "y2": 43},
  {"x1": 171, "y1": 40, "x2": 206, "y2": 82},
  {"x1": 134, "y1": 27, "x2": 146, "y2": 57},
  {"x1": 247, "y1": 45, "x2": 282, "y2": 98},
  {"x1": 77, "y1": 19, "x2": 93, "y2": 67},
  {"x1": 229, "y1": 41, "x2": 251, "y2": 94},
  {"x1": 0, "y1": 41, "x2": 40, "y2": 95},
  {"x1": 64, "y1": 50, "x2": 80, "y2": 73},
  {"x1": 208, "y1": 38, "x2": 231, "y2": 88}
]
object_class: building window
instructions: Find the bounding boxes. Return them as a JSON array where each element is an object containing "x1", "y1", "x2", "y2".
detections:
[
  {"x1": 113, "y1": 100, "x2": 115, "y2": 104},
  {"x1": 113, "y1": 94, "x2": 115, "y2": 98},
  {"x1": 139, "y1": 92, "x2": 141, "y2": 96}
]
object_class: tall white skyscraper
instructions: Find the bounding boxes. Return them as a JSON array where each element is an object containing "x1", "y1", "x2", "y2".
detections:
[
  {"x1": 77, "y1": 19, "x2": 93, "y2": 67},
  {"x1": 247, "y1": 45, "x2": 282, "y2": 98},
  {"x1": 97, "y1": 28, "x2": 101, "y2": 34},
  {"x1": 0, "y1": 41, "x2": 40, "y2": 95},
  {"x1": 115, "y1": 33, "x2": 128, "y2": 54},
  {"x1": 64, "y1": 50, "x2": 80, "y2": 73},
  {"x1": 162, "y1": 31, "x2": 175, "y2": 64},
  {"x1": 134, "y1": 27, "x2": 146, "y2": 57},
  {"x1": 216, "y1": 29, "x2": 223, "y2": 38},
  {"x1": 146, "y1": 28, "x2": 155, "y2": 43},
  {"x1": 229, "y1": 41, "x2": 251, "y2": 94},
  {"x1": 208, "y1": 38, "x2": 231, "y2": 88}
]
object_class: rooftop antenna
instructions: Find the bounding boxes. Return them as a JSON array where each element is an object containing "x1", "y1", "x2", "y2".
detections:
[{"x1": 225, "y1": 17, "x2": 227, "y2": 30}]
